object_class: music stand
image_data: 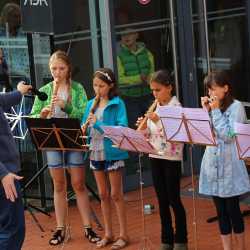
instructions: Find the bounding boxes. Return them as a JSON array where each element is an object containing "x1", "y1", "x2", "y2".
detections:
[
  {"x1": 158, "y1": 106, "x2": 216, "y2": 250},
  {"x1": 25, "y1": 117, "x2": 88, "y2": 152},
  {"x1": 102, "y1": 126, "x2": 158, "y2": 250},
  {"x1": 234, "y1": 122, "x2": 250, "y2": 218},
  {"x1": 234, "y1": 122, "x2": 250, "y2": 160},
  {"x1": 24, "y1": 117, "x2": 102, "y2": 233}
]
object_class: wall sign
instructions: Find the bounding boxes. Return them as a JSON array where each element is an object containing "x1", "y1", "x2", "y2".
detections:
[
  {"x1": 138, "y1": 0, "x2": 151, "y2": 5},
  {"x1": 20, "y1": 0, "x2": 73, "y2": 34}
]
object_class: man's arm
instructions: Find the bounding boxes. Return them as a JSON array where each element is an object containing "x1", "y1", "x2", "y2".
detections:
[
  {"x1": 0, "y1": 160, "x2": 23, "y2": 202},
  {"x1": 0, "y1": 81, "x2": 32, "y2": 109},
  {"x1": 1, "y1": 173, "x2": 23, "y2": 202},
  {"x1": 0, "y1": 91, "x2": 23, "y2": 111}
]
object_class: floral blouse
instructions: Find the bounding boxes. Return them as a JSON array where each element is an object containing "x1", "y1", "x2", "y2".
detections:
[{"x1": 147, "y1": 96, "x2": 183, "y2": 161}]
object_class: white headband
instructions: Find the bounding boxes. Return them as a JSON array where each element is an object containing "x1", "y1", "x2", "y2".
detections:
[{"x1": 95, "y1": 71, "x2": 112, "y2": 82}]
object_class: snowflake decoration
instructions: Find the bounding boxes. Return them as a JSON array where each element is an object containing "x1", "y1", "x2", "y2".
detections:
[{"x1": 4, "y1": 95, "x2": 29, "y2": 140}]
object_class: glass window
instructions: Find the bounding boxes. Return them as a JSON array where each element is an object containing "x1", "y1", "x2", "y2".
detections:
[
  {"x1": 0, "y1": 2, "x2": 31, "y2": 88},
  {"x1": 192, "y1": 0, "x2": 249, "y2": 101},
  {"x1": 113, "y1": 0, "x2": 176, "y2": 186},
  {"x1": 53, "y1": 0, "x2": 96, "y2": 97},
  {"x1": 0, "y1": 1, "x2": 42, "y2": 204},
  {"x1": 114, "y1": 1, "x2": 173, "y2": 127}
]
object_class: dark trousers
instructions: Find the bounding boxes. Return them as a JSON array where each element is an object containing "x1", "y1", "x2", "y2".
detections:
[
  {"x1": 0, "y1": 181, "x2": 25, "y2": 250},
  {"x1": 212, "y1": 196, "x2": 244, "y2": 235},
  {"x1": 150, "y1": 158, "x2": 187, "y2": 245}
]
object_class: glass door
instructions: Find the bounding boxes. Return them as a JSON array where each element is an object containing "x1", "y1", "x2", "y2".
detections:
[
  {"x1": 111, "y1": 0, "x2": 178, "y2": 190},
  {"x1": 192, "y1": 0, "x2": 250, "y2": 102}
]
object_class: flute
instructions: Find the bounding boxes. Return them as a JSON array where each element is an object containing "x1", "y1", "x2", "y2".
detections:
[
  {"x1": 81, "y1": 94, "x2": 100, "y2": 134},
  {"x1": 137, "y1": 99, "x2": 158, "y2": 131},
  {"x1": 47, "y1": 82, "x2": 60, "y2": 118}
]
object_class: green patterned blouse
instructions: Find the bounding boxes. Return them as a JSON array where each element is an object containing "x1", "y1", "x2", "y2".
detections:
[{"x1": 30, "y1": 80, "x2": 88, "y2": 120}]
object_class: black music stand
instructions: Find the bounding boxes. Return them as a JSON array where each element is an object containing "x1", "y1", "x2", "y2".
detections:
[
  {"x1": 158, "y1": 106, "x2": 216, "y2": 250},
  {"x1": 24, "y1": 117, "x2": 102, "y2": 231},
  {"x1": 102, "y1": 126, "x2": 158, "y2": 250}
]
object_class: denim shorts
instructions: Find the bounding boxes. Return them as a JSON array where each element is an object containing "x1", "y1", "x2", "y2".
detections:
[
  {"x1": 46, "y1": 151, "x2": 85, "y2": 168},
  {"x1": 90, "y1": 160, "x2": 125, "y2": 172}
]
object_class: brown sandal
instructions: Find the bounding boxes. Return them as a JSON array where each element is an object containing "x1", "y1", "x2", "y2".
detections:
[
  {"x1": 96, "y1": 236, "x2": 114, "y2": 248},
  {"x1": 111, "y1": 237, "x2": 129, "y2": 250}
]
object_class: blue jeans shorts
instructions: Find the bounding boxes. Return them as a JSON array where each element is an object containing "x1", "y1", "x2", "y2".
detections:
[{"x1": 46, "y1": 151, "x2": 85, "y2": 168}]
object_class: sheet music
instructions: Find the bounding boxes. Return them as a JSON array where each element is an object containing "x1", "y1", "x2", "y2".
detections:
[
  {"x1": 160, "y1": 117, "x2": 189, "y2": 142},
  {"x1": 183, "y1": 107, "x2": 210, "y2": 120},
  {"x1": 234, "y1": 122, "x2": 250, "y2": 159},
  {"x1": 158, "y1": 106, "x2": 183, "y2": 118},
  {"x1": 235, "y1": 122, "x2": 250, "y2": 135},
  {"x1": 102, "y1": 126, "x2": 158, "y2": 155},
  {"x1": 187, "y1": 120, "x2": 215, "y2": 145},
  {"x1": 158, "y1": 106, "x2": 215, "y2": 146}
]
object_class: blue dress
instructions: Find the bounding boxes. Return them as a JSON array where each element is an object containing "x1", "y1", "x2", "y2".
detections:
[{"x1": 199, "y1": 100, "x2": 250, "y2": 197}]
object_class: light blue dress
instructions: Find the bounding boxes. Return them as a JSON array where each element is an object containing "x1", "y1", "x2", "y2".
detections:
[{"x1": 199, "y1": 100, "x2": 250, "y2": 197}]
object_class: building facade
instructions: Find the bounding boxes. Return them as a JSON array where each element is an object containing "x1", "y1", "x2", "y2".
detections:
[{"x1": 0, "y1": 0, "x2": 250, "y2": 208}]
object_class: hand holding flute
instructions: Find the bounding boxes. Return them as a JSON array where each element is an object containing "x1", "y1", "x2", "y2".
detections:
[
  {"x1": 201, "y1": 95, "x2": 219, "y2": 111},
  {"x1": 136, "y1": 99, "x2": 158, "y2": 131},
  {"x1": 81, "y1": 94, "x2": 100, "y2": 134},
  {"x1": 40, "y1": 82, "x2": 60, "y2": 119}
]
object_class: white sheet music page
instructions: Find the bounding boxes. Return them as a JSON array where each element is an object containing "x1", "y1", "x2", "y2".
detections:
[
  {"x1": 158, "y1": 106, "x2": 215, "y2": 145},
  {"x1": 102, "y1": 126, "x2": 158, "y2": 155},
  {"x1": 234, "y1": 122, "x2": 250, "y2": 159},
  {"x1": 184, "y1": 108, "x2": 215, "y2": 145},
  {"x1": 158, "y1": 106, "x2": 189, "y2": 142}
]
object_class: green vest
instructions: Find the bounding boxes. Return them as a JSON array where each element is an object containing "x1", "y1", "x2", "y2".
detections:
[{"x1": 118, "y1": 44, "x2": 151, "y2": 97}]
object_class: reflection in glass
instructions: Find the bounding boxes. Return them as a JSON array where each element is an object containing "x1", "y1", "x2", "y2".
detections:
[
  {"x1": 0, "y1": 3, "x2": 30, "y2": 86},
  {"x1": 192, "y1": 0, "x2": 249, "y2": 101}
]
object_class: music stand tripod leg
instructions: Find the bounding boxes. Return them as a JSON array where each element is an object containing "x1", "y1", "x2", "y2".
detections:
[
  {"x1": 86, "y1": 183, "x2": 103, "y2": 229},
  {"x1": 137, "y1": 153, "x2": 155, "y2": 250},
  {"x1": 24, "y1": 203, "x2": 45, "y2": 232},
  {"x1": 22, "y1": 163, "x2": 51, "y2": 233},
  {"x1": 22, "y1": 163, "x2": 51, "y2": 217},
  {"x1": 90, "y1": 206, "x2": 103, "y2": 231},
  {"x1": 26, "y1": 202, "x2": 51, "y2": 217},
  {"x1": 86, "y1": 183, "x2": 101, "y2": 202},
  {"x1": 189, "y1": 144, "x2": 198, "y2": 250},
  {"x1": 67, "y1": 186, "x2": 103, "y2": 230}
]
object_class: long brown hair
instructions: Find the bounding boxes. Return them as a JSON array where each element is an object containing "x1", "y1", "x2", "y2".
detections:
[
  {"x1": 204, "y1": 70, "x2": 234, "y2": 112},
  {"x1": 93, "y1": 68, "x2": 118, "y2": 99}
]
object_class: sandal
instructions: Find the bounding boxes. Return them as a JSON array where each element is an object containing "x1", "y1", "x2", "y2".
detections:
[
  {"x1": 49, "y1": 227, "x2": 65, "y2": 246},
  {"x1": 84, "y1": 226, "x2": 101, "y2": 243},
  {"x1": 111, "y1": 236, "x2": 129, "y2": 250},
  {"x1": 96, "y1": 236, "x2": 114, "y2": 248}
]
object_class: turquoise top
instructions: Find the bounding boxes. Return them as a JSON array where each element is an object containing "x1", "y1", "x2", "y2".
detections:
[{"x1": 81, "y1": 96, "x2": 129, "y2": 161}]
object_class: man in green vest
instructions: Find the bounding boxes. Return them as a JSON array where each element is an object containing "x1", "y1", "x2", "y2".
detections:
[{"x1": 117, "y1": 29, "x2": 155, "y2": 127}]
